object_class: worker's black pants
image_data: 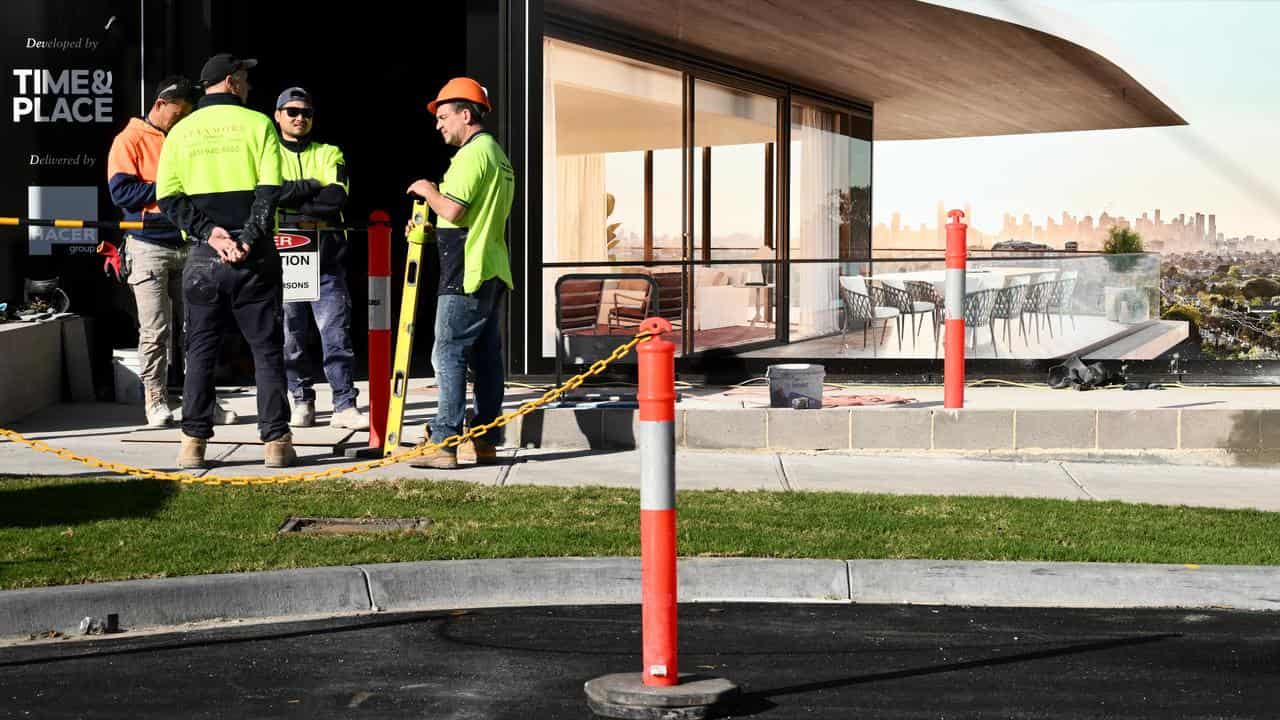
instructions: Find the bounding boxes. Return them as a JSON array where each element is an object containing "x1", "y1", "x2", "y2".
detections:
[{"x1": 181, "y1": 246, "x2": 290, "y2": 442}]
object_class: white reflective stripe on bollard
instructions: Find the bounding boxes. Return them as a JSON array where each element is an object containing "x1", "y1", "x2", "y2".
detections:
[
  {"x1": 639, "y1": 421, "x2": 675, "y2": 511},
  {"x1": 368, "y1": 276, "x2": 391, "y2": 331},
  {"x1": 945, "y1": 268, "x2": 966, "y2": 321}
]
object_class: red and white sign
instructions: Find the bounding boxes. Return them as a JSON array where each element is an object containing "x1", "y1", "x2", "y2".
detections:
[
  {"x1": 273, "y1": 233, "x2": 312, "y2": 250},
  {"x1": 275, "y1": 232, "x2": 319, "y2": 303}
]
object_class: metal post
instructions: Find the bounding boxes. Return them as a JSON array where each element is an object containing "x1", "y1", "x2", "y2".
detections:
[{"x1": 944, "y1": 209, "x2": 968, "y2": 409}]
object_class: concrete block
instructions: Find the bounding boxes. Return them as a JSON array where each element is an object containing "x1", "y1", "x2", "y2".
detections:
[
  {"x1": 601, "y1": 409, "x2": 638, "y2": 449},
  {"x1": 1097, "y1": 410, "x2": 1177, "y2": 449},
  {"x1": 514, "y1": 409, "x2": 603, "y2": 448},
  {"x1": 0, "y1": 567, "x2": 370, "y2": 639},
  {"x1": 932, "y1": 409, "x2": 1014, "y2": 450},
  {"x1": 679, "y1": 558, "x2": 849, "y2": 601},
  {"x1": 1014, "y1": 410, "x2": 1096, "y2": 449},
  {"x1": 1264, "y1": 411, "x2": 1280, "y2": 450},
  {"x1": 850, "y1": 408, "x2": 931, "y2": 449},
  {"x1": 60, "y1": 316, "x2": 95, "y2": 402},
  {"x1": 363, "y1": 558, "x2": 642, "y2": 611},
  {"x1": 1179, "y1": 409, "x2": 1261, "y2": 449},
  {"x1": 683, "y1": 409, "x2": 765, "y2": 449},
  {"x1": 0, "y1": 321, "x2": 62, "y2": 425},
  {"x1": 766, "y1": 409, "x2": 850, "y2": 450},
  {"x1": 847, "y1": 559, "x2": 1280, "y2": 610}
]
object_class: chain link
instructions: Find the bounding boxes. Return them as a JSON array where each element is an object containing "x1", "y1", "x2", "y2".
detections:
[{"x1": 0, "y1": 333, "x2": 653, "y2": 487}]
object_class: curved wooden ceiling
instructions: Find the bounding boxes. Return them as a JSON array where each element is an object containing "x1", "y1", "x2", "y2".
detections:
[{"x1": 545, "y1": 0, "x2": 1185, "y2": 141}]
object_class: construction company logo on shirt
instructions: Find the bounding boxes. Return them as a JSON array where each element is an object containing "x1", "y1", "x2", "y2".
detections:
[{"x1": 11, "y1": 68, "x2": 113, "y2": 123}]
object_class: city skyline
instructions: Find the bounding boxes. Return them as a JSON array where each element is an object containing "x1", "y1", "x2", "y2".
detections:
[{"x1": 873, "y1": 202, "x2": 1278, "y2": 252}]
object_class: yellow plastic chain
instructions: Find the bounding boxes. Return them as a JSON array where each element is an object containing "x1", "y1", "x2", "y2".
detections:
[{"x1": 0, "y1": 333, "x2": 651, "y2": 486}]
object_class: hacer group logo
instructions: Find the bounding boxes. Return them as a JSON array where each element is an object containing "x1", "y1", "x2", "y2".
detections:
[
  {"x1": 11, "y1": 68, "x2": 113, "y2": 123},
  {"x1": 273, "y1": 233, "x2": 312, "y2": 250}
]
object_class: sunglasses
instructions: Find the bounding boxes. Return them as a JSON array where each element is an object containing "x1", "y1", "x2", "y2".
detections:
[{"x1": 283, "y1": 107, "x2": 314, "y2": 119}]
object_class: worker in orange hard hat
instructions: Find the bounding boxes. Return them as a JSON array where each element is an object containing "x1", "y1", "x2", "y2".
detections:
[{"x1": 404, "y1": 77, "x2": 514, "y2": 470}]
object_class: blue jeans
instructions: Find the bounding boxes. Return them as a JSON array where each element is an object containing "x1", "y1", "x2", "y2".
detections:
[
  {"x1": 283, "y1": 265, "x2": 358, "y2": 410},
  {"x1": 430, "y1": 278, "x2": 507, "y2": 447}
]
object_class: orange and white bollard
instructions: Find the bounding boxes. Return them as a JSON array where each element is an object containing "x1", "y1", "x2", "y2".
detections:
[
  {"x1": 944, "y1": 209, "x2": 967, "y2": 409},
  {"x1": 584, "y1": 317, "x2": 738, "y2": 719},
  {"x1": 637, "y1": 317, "x2": 678, "y2": 686},
  {"x1": 367, "y1": 210, "x2": 392, "y2": 449}
]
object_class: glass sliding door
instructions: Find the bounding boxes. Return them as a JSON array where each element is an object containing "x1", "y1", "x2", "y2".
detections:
[
  {"x1": 789, "y1": 99, "x2": 872, "y2": 344},
  {"x1": 691, "y1": 79, "x2": 780, "y2": 353},
  {"x1": 541, "y1": 38, "x2": 685, "y2": 357}
]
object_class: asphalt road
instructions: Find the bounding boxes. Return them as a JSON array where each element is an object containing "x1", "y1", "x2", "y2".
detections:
[{"x1": 2, "y1": 603, "x2": 1276, "y2": 719}]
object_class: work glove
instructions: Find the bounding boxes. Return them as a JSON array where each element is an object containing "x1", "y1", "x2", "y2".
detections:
[{"x1": 97, "y1": 240, "x2": 126, "y2": 283}]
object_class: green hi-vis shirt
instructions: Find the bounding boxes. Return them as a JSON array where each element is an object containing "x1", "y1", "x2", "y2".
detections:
[
  {"x1": 280, "y1": 141, "x2": 347, "y2": 193},
  {"x1": 438, "y1": 131, "x2": 515, "y2": 293},
  {"x1": 155, "y1": 97, "x2": 282, "y2": 235}
]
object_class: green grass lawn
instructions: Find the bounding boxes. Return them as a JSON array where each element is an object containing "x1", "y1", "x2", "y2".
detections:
[{"x1": 4, "y1": 475, "x2": 1280, "y2": 589}]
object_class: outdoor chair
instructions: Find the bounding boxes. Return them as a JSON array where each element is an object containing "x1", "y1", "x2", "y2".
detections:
[
  {"x1": 879, "y1": 279, "x2": 937, "y2": 352},
  {"x1": 1020, "y1": 275, "x2": 1057, "y2": 343},
  {"x1": 905, "y1": 280, "x2": 945, "y2": 356},
  {"x1": 1046, "y1": 270, "x2": 1079, "y2": 334},
  {"x1": 608, "y1": 271, "x2": 683, "y2": 330},
  {"x1": 554, "y1": 276, "x2": 606, "y2": 384},
  {"x1": 991, "y1": 280, "x2": 1029, "y2": 351},
  {"x1": 963, "y1": 287, "x2": 1001, "y2": 354},
  {"x1": 839, "y1": 276, "x2": 900, "y2": 355}
]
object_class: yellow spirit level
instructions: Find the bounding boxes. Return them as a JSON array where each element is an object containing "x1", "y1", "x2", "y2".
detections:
[{"x1": 383, "y1": 199, "x2": 433, "y2": 456}]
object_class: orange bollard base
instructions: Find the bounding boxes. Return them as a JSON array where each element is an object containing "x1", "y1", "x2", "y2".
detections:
[{"x1": 585, "y1": 673, "x2": 738, "y2": 719}]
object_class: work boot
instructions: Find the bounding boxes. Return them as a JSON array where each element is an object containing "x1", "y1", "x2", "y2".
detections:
[
  {"x1": 177, "y1": 433, "x2": 207, "y2": 469},
  {"x1": 290, "y1": 399, "x2": 315, "y2": 428},
  {"x1": 329, "y1": 406, "x2": 370, "y2": 430},
  {"x1": 264, "y1": 433, "x2": 297, "y2": 468},
  {"x1": 408, "y1": 444, "x2": 459, "y2": 470},
  {"x1": 472, "y1": 437, "x2": 500, "y2": 465},
  {"x1": 144, "y1": 386, "x2": 172, "y2": 428},
  {"x1": 214, "y1": 400, "x2": 238, "y2": 425}
]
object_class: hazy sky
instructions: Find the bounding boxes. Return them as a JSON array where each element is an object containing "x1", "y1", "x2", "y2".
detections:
[{"x1": 875, "y1": 0, "x2": 1280, "y2": 239}]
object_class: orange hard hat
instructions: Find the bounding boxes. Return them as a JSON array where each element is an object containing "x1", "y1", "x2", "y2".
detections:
[{"x1": 427, "y1": 77, "x2": 492, "y2": 114}]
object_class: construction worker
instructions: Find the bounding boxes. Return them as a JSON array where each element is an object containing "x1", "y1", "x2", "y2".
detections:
[
  {"x1": 106, "y1": 76, "x2": 238, "y2": 428},
  {"x1": 272, "y1": 87, "x2": 369, "y2": 431},
  {"x1": 405, "y1": 77, "x2": 514, "y2": 469},
  {"x1": 156, "y1": 53, "x2": 295, "y2": 470}
]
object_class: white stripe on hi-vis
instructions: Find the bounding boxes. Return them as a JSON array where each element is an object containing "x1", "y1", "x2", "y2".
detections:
[
  {"x1": 640, "y1": 421, "x2": 675, "y2": 511},
  {"x1": 945, "y1": 268, "x2": 966, "y2": 320},
  {"x1": 368, "y1": 276, "x2": 391, "y2": 330}
]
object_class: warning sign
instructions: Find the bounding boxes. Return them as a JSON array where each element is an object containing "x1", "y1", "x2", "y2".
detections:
[{"x1": 275, "y1": 232, "x2": 319, "y2": 302}]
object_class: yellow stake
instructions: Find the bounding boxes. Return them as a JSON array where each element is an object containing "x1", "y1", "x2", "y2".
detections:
[{"x1": 384, "y1": 200, "x2": 432, "y2": 456}]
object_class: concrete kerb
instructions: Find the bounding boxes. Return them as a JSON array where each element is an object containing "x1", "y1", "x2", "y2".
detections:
[{"x1": 4, "y1": 557, "x2": 1280, "y2": 642}]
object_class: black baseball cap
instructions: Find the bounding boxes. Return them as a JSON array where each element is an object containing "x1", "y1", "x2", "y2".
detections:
[
  {"x1": 275, "y1": 86, "x2": 313, "y2": 110},
  {"x1": 199, "y1": 53, "x2": 258, "y2": 87},
  {"x1": 154, "y1": 75, "x2": 198, "y2": 103}
]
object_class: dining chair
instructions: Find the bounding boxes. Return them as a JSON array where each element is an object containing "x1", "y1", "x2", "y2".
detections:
[
  {"x1": 905, "y1": 280, "x2": 944, "y2": 355},
  {"x1": 839, "y1": 276, "x2": 900, "y2": 355},
  {"x1": 878, "y1": 278, "x2": 936, "y2": 352},
  {"x1": 991, "y1": 279, "x2": 1029, "y2": 351},
  {"x1": 1046, "y1": 270, "x2": 1079, "y2": 334},
  {"x1": 963, "y1": 287, "x2": 1001, "y2": 354}
]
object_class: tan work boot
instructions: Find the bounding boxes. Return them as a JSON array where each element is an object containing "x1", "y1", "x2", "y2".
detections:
[
  {"x1": 177, "y1": 433, "x2": 207, "y2": 469},
  {"x1": 472, "y1": 437, "x2": 500, "y2": 465},
  {"x1": 408, "y1": 445, "x2": 459, "y2": 470},
  {"x1": 144, "y1": 386, "x2": 173, "y2": 428},
  {"x1": 264, "y1": 433, "x2": 297, "y2": 468}
]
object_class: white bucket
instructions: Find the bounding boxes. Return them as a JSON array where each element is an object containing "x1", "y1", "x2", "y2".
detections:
[
  {"x1": 766, "y1": 363, "x2": 825, "y2": 410},
  {"x1": 112, "y1": 348, "x2": 144, "y2": 405}
]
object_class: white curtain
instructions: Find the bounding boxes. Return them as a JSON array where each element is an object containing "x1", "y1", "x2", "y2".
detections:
[
  {"x1": 793, "y1": 106, "x2": 845, "y2": 335},
  {"x1": 542, "y1": 39, "x2": 608, "y2": 356}
]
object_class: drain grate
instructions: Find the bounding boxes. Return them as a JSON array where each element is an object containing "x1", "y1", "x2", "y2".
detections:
[{"x1": 277, "y1": 517, "x2": 433, "y2": 535}]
